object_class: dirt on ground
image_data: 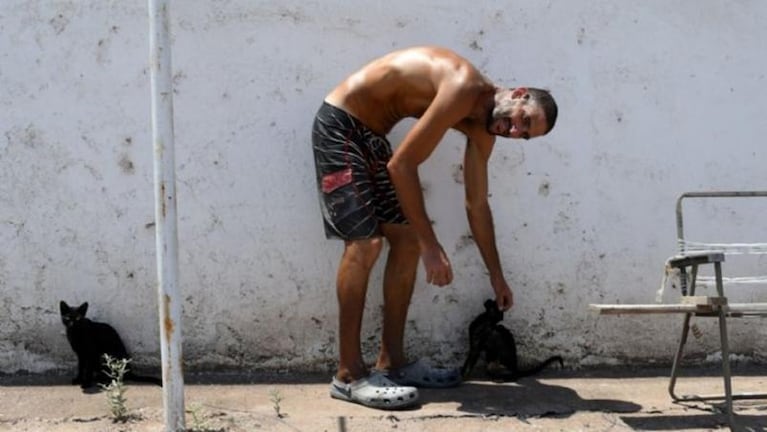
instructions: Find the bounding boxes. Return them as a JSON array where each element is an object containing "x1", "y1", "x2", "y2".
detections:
[{"x1": 1, "y1": 366, "x2": 766, "y2": 432}]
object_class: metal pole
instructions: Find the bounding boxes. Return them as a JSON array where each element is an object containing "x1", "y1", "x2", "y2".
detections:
[{"x1": 148, "y1": 0, "x2": 185, "y2": 430}]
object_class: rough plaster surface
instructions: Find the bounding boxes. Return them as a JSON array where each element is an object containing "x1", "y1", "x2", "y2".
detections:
[{"x1": 1, "y1": 1, "x2": 766, "y2": 374}]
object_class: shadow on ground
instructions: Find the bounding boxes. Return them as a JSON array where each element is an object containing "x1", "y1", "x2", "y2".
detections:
[
  {"x1": 622, "y1": 414, "x2": 767, "y2": 431},
  {"x1": 621, "y1": 398, "x2": 767, "y2": 431},
  {"x1": 0, "y1": 370, "x2": 326, "y2": 387},
  {"x1": 624, "y1": 404, "x2": 767, "y2": 432},
  {"x1": 3, "y1": 363, "x2": 764, "y2": 386},
  {"x1": 420, "y1": 378, "x2": 642, "y2": 418}
]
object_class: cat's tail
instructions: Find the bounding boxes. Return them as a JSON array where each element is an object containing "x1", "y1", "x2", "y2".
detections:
[
  {"x1": 125, "y1": 372, "x2": 163, "y2": 386},
  {"x1": 490, "y1": 355, "x2": 564, "y2": 381}
]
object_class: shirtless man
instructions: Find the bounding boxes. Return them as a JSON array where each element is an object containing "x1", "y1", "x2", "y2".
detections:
[{"x1": 311, "y1": 46, "x2": 558, "y2": 409}]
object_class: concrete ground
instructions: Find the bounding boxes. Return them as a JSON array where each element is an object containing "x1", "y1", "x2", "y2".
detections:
[{"x1": 1, "y1": 366, "x2": 766, "y2": 432}]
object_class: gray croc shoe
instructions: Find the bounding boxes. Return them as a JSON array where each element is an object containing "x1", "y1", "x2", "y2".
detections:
[
  {"x1": 329, "y1": 373, "x2": 419, "y2": 410},
  {"x1": 382, "y1": 359, "x2": 462, "y2": 388}
]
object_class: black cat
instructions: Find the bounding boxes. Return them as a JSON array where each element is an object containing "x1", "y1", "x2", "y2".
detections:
[
  {"x1": 59, "y1": 301, "x2": 162, "y2": 388},
  {"x1": 462, "y1": 299, "x2": 563, "y2": 381}
]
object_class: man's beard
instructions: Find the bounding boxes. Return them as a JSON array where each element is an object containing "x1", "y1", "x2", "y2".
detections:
[{"x1": 485, "y1": 108, "x2": 497, "y2": 133}]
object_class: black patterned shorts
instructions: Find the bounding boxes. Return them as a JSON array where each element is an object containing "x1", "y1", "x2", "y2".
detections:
[{"x1": 312, "y1": 102, "x2": 407, "y2": 240}]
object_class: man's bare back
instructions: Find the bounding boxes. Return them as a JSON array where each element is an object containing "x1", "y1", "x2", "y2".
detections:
[{"x1": 325, "y1": 46, "x2": 495, "y2": 137}]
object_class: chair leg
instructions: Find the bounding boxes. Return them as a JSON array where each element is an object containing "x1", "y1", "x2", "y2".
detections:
[
  {"x1": 669, "y1": 264, "x2": 695, "y2": 401},
  {"x1": 714, "y1": 262, "x2": 736, "y2": 428},
  {"x1": 668, "y1": 312, "x2": 692, "y2": 400},
  {"x1": 717, "y1": 308, "x2": 736, "y2": 428}
]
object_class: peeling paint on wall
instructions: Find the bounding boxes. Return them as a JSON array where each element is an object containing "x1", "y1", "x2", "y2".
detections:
[{"x1": 2, "y1": 0, "x2": 767, "y2": 375}]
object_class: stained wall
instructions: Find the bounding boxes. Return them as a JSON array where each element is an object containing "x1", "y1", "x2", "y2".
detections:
[{"x1": 2, "y1": 1, "x2": 766, "y2": 373}]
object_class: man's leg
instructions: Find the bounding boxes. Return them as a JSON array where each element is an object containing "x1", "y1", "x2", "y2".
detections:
[
  {"x1": 336, "y1": 237, "x2": 383, "y2": 383},
  {"x1": 375, "y1": 223, "x2": 420, "y2": 371}
]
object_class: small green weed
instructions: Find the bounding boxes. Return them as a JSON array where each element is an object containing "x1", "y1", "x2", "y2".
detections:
[
  {"x1": 269, "y1": 388, "x2": 285, "y2": 418},
  {"x1": 100, "y1": 354, "x2": 131, "y2": 423},
  {"x1": 185, "y1": 403, "x2": 226, "y2": 432}
]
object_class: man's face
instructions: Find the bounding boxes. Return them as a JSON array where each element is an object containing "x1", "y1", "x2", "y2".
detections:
[{"x1": 487, "y1": 88, "x2": 548, "y2": 140}]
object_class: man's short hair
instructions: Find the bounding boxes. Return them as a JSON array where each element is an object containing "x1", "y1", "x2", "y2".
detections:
[{"x1": 527, "y1": 88, "x2": 558, "y2": 134}]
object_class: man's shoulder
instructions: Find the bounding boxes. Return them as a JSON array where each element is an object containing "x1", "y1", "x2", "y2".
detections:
[
  {"x1": 389, "y1": 46, "x2": 481, "y2": 72},
  {"x1": 392, "y1": 45, "x2": 461, "y2": 58}
]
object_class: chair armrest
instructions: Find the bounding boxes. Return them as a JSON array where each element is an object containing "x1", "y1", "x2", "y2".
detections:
[{"x1": 667, "y1": 252, "x2": 724, "y2": 268}]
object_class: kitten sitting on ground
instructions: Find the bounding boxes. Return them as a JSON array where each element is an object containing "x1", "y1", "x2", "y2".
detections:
[
  {"x1": 59, "y1": 301, "x2": 162, "y2": 388},
  {"x1": 462, "y1": 299, "x2": 563, "y2": 381}
]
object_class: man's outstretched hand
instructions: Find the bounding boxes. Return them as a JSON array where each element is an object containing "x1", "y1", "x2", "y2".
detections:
[{"x1": 493, "y1": 277, "x2": 514, "y2": 310}]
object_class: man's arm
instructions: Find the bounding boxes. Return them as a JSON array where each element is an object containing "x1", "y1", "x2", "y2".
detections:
[
  {"x1": 387, "y1": 81, "x2": 477, "y2": 286},
  {"x1": 462, "y1": 132, "x2": 514, "y2": 310}
]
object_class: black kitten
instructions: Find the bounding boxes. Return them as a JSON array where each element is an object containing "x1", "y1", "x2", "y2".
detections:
[
  {"x1": 59, "y1": 301, "x2": 162, "y2": 388},
  {"x1": 462, "y1": 299, "x2": 563, "y2": 381}
]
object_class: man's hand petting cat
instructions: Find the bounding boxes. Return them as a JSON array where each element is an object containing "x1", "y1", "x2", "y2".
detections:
[{"x1": 492, "y1": 278, "x2": 514, "y2": 310}]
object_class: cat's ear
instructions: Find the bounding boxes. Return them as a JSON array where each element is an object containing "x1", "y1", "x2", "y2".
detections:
[
  {"x1": 484, "y1": 299, "x2": 496, "y2": 311},
  {"x1": 78, "y1": 302, "x2": 88, "y2": 315},
  {"x1": 59, "y1": 301, "x2": 69, "y2": 313}
]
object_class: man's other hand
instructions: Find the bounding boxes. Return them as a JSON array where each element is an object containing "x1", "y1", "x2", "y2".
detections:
[{"x1": 422, "y1": 244, "x2": 453, "y2": 286}]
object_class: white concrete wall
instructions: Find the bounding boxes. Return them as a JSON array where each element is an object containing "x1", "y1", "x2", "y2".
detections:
[{"x1": 2, "y1": 0, "x2": 766, "y2": 374}]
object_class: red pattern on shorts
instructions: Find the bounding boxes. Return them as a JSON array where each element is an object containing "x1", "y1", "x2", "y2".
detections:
[{"x1": 321, "y1": 168, "x2": 353, "y2": 193}]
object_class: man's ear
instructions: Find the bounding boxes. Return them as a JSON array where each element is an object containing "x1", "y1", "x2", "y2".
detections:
[{"x1": 511, "y1": 87, "x2": 529, "y2": 99}]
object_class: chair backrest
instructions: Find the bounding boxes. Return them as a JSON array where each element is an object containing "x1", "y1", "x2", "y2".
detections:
[{"x1": 675, "y1": 191, "x2": 767, "y2": 290}]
